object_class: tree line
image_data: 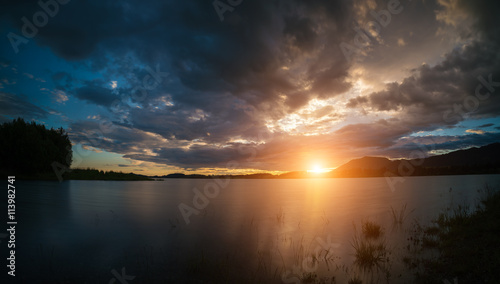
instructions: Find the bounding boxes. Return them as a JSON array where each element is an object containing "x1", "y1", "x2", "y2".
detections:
[{"x1": 0, "y1": 118, "x2": 72, "y2": 178}]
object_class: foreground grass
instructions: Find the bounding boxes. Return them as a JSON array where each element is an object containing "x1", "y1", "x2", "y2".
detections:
[{"x1": 405, "y1": 186, "x2": 500, "y2": 283}]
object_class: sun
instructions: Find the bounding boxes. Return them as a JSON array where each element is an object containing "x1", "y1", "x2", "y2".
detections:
[{"x1": 307, "y1": 164, "x2": 330, "y2": 174}]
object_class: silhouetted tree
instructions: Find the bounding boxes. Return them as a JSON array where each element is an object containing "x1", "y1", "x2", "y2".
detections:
[{"x1": 0, "y1": 118, "x2": 72, "y2": 176}]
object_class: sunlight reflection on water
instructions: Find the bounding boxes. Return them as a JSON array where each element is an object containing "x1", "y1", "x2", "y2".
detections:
[{"x1": 12, "y1": 175, "x2": 500, "y2": 283}]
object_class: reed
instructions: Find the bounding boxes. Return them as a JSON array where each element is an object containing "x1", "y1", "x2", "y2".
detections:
[{"x1": 390, "y1": 203, "x2": 414, "y2": 226}]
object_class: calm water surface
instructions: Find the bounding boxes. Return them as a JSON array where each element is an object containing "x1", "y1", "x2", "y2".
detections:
[{"x1": 8, "y1": 175, "x2": 500, "y2": 283}]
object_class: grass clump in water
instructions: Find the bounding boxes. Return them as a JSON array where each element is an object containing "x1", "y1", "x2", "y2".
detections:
[
  {"x1": 351, "y1": 221, "x2": 391, "y2": 283},
  {"x1": 351, "y1": 234, "x2": 388, "y2": 272},
  {"x1": 361, "y1": 221, "x2": 383, "y2": 240}
]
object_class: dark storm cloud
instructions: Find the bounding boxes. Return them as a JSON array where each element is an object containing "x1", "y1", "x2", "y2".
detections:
[
  {"x1": 4, "y1": 0, "x2": 356, "y2": 109},
  {"x1": 0, "y1": 92, "x2": 49, "y2": 119},
  {"x1": 68, "y1": 120, "x2": 170, "y2": 156},
  {"x1": 69, "y1": 119, "x2": 269, "y2": 169},
  {"x1": 348, "y1": 41, "x2": 500, "y2": 117},
  {"x1": 333, "y1": 118, "x2": 411, "y2": 148},
  {"x1": 129, "y1": 105, "x2": 264, "y2": 143},
  {"x1": 347, "y1": 0, "x2": 500, "y2": 132},
  {"x1": 283, "y1": 16, "x2": 317, "y2": 52},
  {"x1": 72, "y1": 81, "x2": 118, "y2": 107},
  {"x1": 3, "y1": 0, "x2": 141, "y2": 60},
  {"x1": 353, "y1": 0, "x2": 447, "y2": 85},
  {"x1": 51, "y1": 71, "x2": 73, "y2": 90},
  {"x1": 153, "y1": 146, "x2": 245, "y2": 168},
  {"x1": 478, "y1": 123, "x2": 494, "y2": 128}
]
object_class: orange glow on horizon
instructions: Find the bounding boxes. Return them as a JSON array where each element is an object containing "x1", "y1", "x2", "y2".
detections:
[{"x1": 307, "y1": 163, "x2": 331, "y2": 174}]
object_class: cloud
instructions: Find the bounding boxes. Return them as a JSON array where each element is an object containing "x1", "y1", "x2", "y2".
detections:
[
  {"x1": 81, "y1": 145, "x2": 103, "y2": 153},
  {"x1": 478, "y1": 123, "x2": 494, "y2": 128},
  {"x1": 23, "y1": 73, "x2": 34, "y2": 79},
  {"x1": 346, "y1": 0, "x2": 500, "y2": 139},
  {"x1": 52, "y1": 90, "x2": 69, "y2": 104},
  {"x1": 0, "y1": 92, "x2": 49, "y2": 119},
  {"x1": 465, "y1": 129, "x2": 485, "y2": 135},
  {"x1": 4, "y1": 0, "x2": 356, "y2": 111},
  {"x1": 52, "y1": 72, "x2": 73, "y2": 90},
  {"x1": 72, "y1": 81, "x2": 118, "y2": 107}
]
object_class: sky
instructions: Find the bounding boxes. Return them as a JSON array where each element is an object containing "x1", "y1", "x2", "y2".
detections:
[{"x1": 1, "y1": 0, "x2": 500, "y2": 176}]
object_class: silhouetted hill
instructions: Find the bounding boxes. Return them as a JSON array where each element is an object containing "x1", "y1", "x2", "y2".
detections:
[
  {"x1": 331, "y1": 156, "x2": 397, "y2": 177},
  {"x1": 335, "y1": 156, "x2": 396, "y2": 171},
  {"x1": 421, "y1": 143, "x2": 500, "y2": 168},
  {"x1": 276, "y1": 171, "x2": 319, "y2": 179},
  {"x1": 330, "y1": 143, "x2": 500, "y2": 178}
]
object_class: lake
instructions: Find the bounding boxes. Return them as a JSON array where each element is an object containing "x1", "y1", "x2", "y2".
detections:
[{"x1": 7, "y1": 174, "x2": 500, "y2": 283}]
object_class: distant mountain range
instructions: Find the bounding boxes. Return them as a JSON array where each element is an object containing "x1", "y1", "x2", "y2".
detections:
[
  {"x1": 160, "y1": 142, "x2": 500, "y2": 179},
  {"x1": 329, "y1": 142, "x2": 500, "y2": 178}
]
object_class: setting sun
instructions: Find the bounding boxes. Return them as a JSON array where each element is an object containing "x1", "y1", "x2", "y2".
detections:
[{"x1": 307, "y1": 164, "x2": 330, "y2": 174}]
